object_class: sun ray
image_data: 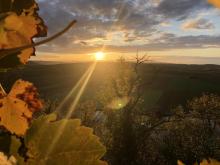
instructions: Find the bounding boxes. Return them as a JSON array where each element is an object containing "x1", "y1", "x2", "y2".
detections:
[
  {"x1": 100, "y1": 0, "x2": 131, "y2": 52},
  {"x1": 64, "y1": 62, "x2": 96, "y2": 118},
  {"x1": 54, "y1": 65, "x2": 93, "y2": 113},
  {"x1": 45, "y1": 62, "x2": 97, "y2": 158}
]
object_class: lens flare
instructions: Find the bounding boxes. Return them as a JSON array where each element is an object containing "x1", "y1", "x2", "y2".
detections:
[{"x1": 107, "y1": 96, "x2": 130, "y2": 110}]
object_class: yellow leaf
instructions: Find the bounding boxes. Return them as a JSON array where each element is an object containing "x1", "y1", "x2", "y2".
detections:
[
  {"x1": 178, "y1": 160, "x2": 185, "y2": 165},
  {"x1": 0, "y1": 26, "x2": 8, "y2": 49},
  {"x1": 0, "y1": 3, "x2": 46, "y2": 65},
  {"x1": 0, "y1": 152, "x2": 16, "y2": 165},
  {"x1": 4, "y1": 13, "x2": 39, "y2": 38},
  {"x1": 0, "y1": 80, "x2": 43, "y2": 136},
  {"x1": 177, "y1": 159, "x2": 220, "y2": 165},
  {"x1": 0, "y1": 29, "x2": 34, "y2": 64},
  {"x1": 200, "y1": 159, "x2": 220, "y2": 165},
  {"x1": 208, "y1": 0, "x2": 220, "y2": 8},
  {"x1": 19, "y1": 48, "x2": 34, "y2": 64},
  {"x1": 0, "y1": 95, "x2": 31, "y2": 136}
]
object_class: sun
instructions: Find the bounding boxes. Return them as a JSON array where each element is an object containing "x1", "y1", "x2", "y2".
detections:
[{"x1": 95, "y1": 51, "x2": 105, "y2": 61}]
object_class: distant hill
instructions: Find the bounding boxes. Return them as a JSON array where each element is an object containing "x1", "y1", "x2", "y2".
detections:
[{"x1": 1, "y1": 62, "x2": 220, "y2": 113}]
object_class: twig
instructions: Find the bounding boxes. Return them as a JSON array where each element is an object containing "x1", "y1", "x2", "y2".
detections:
[
  {"x1": 0, "y1": 20, "x2": 77, "y2": 60},
  {"x1": 0, "y1": 84, "x2": 6, "y2": 95}
]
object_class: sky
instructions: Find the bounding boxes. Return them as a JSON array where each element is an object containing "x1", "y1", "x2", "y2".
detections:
[{"x1": 34, "y1": 0, "x2": 220, "y2": 64}]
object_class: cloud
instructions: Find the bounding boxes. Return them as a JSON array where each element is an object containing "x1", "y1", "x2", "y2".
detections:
[
  {"x1": 182, "y1": 18, "x2": 215, "y2": 30},
  {"x1": 36, "y1": 0, "x2": 159, "y2": 47},
  {"x1": 35, "y1": 0, "x2": 220, "y2": 55},
  {"x1": 37, "y1": 32, "x2": 220, "y2": 54},
  {"x1": 156, "y1": 0, "x2": 210, "y2": 20},
  {"x1": 37, "y1": 0, "x2": 158, "y2": 34}
]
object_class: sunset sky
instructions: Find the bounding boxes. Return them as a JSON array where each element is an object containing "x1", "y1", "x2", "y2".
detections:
[{"x1": 34, "y1": 0, "x2": 220, "y2": 64}]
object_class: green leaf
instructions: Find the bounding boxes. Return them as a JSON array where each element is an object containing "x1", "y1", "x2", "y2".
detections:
[
  {"x1": 24, "y1": 114, "x2": 108, "y2": 165},
  {"x1": 9, "y1": 136, "x2": 21, "y2": 156},
  {"x1": 10, "y1": 136, "x2": 25, "y2": 164}
]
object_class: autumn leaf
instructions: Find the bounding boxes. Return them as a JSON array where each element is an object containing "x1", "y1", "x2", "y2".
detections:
[
  {"x1": 0, "y1": 152, "x2": 16, "y2": 165},
  {"x1": 177, "y1": 159, "x2": 220, "y2": 165},
  {"x1": 208, "y1": 0, "x2": 220, "y2": 8},
  {"x1": 177, "y1": 160, "x2": 185, "y2": 165},
  {"x1": 0, "y1": 26, "x2": 8, "y2": 49},
  {"x1": 0, "y1": 28, "x2": 34, "y2": 64},
  {"x1": 0, "y1": 79, "x2": 43, "y2": 136},
  {"x1": 0, "y1": 0, "x2": 39, "y2": 15},
  {"x1": 200, "y1": 159, "x2": 220, "y2": 165},
  {"x1": 24, "y1": 114, "x2": 108, "y2": 165},
  {"x1": 0, "y1": 1, "x2": 47, "y2": 68},
  {"x1": 4, "y1": 12, "x2": 40, "y2": 39}
]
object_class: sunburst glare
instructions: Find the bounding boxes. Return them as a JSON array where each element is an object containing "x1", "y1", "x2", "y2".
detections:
[
  {"x1": 95, "y1": 51, "x2": 105, "y2": 61},
  {"x1": 45, "y1": 62, "x2": 97, "y2": 157}
]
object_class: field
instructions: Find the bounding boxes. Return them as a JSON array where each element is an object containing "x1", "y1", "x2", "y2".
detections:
[{"x1": 1, "y1": 62, "x2": 220, "y2": 113}]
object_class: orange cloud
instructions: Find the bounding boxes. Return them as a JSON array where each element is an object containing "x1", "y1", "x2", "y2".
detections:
[
  {"x1": 208, "y1": 0, "x2": 220, "y2": 8},
  {"x1": 182, "y1": 18, "x2": 214, "y2": 30}
]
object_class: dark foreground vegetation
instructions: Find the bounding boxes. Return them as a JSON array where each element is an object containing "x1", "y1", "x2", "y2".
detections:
[{"x1": 1, "y1": 60, "x2": 220, "y2": 165}]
